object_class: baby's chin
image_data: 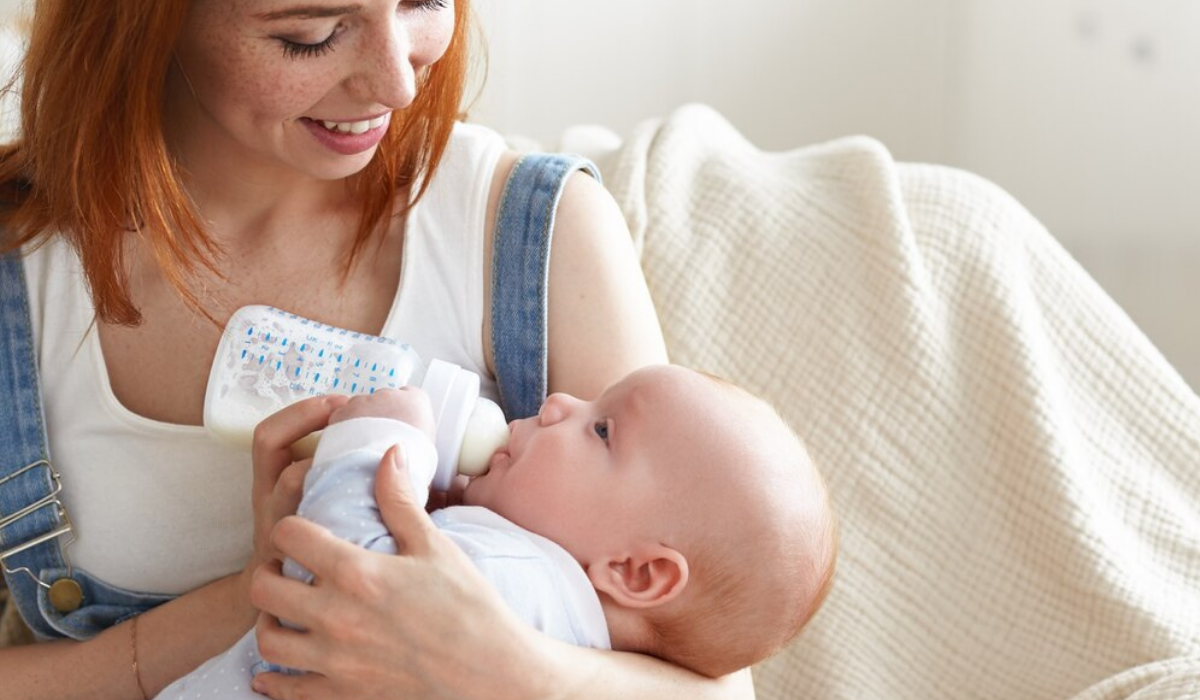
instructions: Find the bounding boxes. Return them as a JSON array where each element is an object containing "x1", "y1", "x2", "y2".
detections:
[{"x1": 459, "y1": 445, "x2": 513, "y2": 507}]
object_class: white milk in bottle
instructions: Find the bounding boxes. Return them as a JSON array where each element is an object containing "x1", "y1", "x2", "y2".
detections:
[{"x1": 203, "y1": 305, "x2": 508, "y2": 487}]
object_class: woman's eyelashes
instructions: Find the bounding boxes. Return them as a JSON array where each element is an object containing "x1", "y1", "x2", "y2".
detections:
[
  {"x1": 277, "y1": 27, "x2": 342, "y2": 60},
  {"x1": 274, "y1": 0, "x2": 449, "y2": 60},
  {"x1": 407, "y1": 0, "x2": 452, "y2": 12}
]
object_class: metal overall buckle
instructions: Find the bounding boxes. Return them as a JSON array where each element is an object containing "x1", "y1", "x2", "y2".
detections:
[{"x1": 0, "y1": 459, "x2": 82, "y2": 612}]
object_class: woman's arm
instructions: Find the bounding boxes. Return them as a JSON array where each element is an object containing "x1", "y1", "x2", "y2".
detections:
[
  {"x1": 0, "y1": 572, "x2": 252, "y2": 700},
  {"x1": 251, "y1": 448, "x2": 755, "y2": 700},
  {"x1": 542, "y1": 170, "x2": 669, "y2": 398},
  {"x1": 0, "y1": 394, "x2": 348, "y2": 699},
  {"x1": 481, "y1": 155, "x2": 669, "y2": 401}
]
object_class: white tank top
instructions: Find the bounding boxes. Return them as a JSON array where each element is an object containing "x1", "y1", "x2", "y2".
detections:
[{"x1": 24, "y1": 122, "x2": 507, "y2": 594}]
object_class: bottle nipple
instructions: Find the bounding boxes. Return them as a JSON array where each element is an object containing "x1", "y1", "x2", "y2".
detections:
[
  {"x1": 458, "y1": 398, "x2": 509, "y2": 477},
  {"x1": 424, "y1": 359, "x2": 509, "y2": 491}
]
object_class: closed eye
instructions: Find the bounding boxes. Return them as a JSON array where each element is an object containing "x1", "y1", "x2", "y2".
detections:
[
  {"x1": 406, "y1": 0, "x2": 451, "y2": 11},
  {"x1": 277, "y1": 27, "x2": 342, "y2": 59}
]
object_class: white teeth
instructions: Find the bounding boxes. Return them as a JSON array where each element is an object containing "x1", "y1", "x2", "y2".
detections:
[{"x1": 318, "y1": 114, "x2": 388, "y2": 135}]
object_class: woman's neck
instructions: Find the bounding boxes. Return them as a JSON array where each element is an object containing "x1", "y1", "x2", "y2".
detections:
[{"x1": 187, "y1": 169, "x2": 359, "y2": 252}]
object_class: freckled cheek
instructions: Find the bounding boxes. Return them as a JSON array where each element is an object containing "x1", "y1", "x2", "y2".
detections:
[
  {"x1": 195, "y1": 54, "x2": 336, "y2": 122},
  {"x1": 239, "y1": 76, "x2": 329, "y2": 122},
  {"x1": 255, "y1": 87, "x2": 316, "y2": 121},
  {"x1": 412, "y1": 18, "x2": 456, "y2": 68}
]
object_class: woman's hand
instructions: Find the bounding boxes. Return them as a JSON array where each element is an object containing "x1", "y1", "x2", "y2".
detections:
[
  {"x1": 241, "y1": 396, "x2": 350, "y2": 605},
  {"x1": 249, "y1": 445, "x2": 552, "y2": 700}
]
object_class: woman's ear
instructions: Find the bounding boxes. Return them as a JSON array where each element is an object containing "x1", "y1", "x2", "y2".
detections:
[{"x1": 587, "y1": 545, "x2": 689, "y2": 609}]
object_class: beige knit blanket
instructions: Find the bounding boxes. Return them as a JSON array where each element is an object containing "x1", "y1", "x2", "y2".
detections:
[{"x1": 602, "y1": 104, "x2": 1200, "y2": 700}]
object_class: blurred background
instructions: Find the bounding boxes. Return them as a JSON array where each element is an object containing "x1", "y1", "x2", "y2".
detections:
[
  {"x1": 0, "y1": 0, "x2": 1194, "y2": 390},
  {"x1": 472, "y1": 0, "x2": 1200, "y2": 391}
]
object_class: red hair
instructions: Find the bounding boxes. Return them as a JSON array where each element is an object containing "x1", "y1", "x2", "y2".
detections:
[{"x1": 0, "y1": 0, "x2": 472, "y2": 326}]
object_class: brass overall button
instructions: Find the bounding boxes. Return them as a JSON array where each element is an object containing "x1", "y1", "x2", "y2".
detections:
[{"x1": 49, "y1": 577, "x2": 83, "y2": 612}]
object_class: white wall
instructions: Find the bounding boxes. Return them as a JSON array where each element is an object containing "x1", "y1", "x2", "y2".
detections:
[
  {"x1": 471, "y1": 0, "x2": 954, "y2": 160},
  {"x1": 948, "y1": 0, "x2": 1200, "y2": 245}
]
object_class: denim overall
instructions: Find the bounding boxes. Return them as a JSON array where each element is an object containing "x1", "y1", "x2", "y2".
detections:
[{"x1": 0, "y1": 152, "x2": 598, "y2": 640}]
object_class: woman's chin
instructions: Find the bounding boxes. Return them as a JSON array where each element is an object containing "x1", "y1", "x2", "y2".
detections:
[{"x1": 300, "y1": 151, "x2": 379, "y2": 182}]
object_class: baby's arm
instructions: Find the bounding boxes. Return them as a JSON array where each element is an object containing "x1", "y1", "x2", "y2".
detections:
[
  {"x1": 326, "y1": 385, "x2": 437, "y2": 433},
  {"x1": 284, "y1": 388, "x2": 438, "y2": 583}
]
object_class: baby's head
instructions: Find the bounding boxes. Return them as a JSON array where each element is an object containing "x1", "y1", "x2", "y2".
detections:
[{"x1": 463, "y1": 364, "x2": 836, "y2": 677}]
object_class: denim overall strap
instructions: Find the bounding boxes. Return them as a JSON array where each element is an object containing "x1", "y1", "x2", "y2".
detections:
[
  {"x1": 491, "y1": 153, "x2": 600, "y2": 420},
  {"x1": 0, "y1": 252, "x2": 173, "y2": 641},
  {"x1": 0, "y1": 249, "x2": 78, "y2": 639}
]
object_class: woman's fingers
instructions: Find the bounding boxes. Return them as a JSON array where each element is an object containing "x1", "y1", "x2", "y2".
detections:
[
  {"x1": 249, "y1": 557, "x2": 323, "y2": 631},
  {"x1": 245, "y1": 395, "x2": 350, "y2": 575},
  {"x1": 266, "y1": 516, "x2": 372, "y2": 606},
  {"x1": 270, "y1": 459, "x2": 312, "y2": 523},
  {"x1": 253, "y1": 612, "x2": 327, "y2": 677},
  {"x1": 252, "y1": 668, "x2": 337, "y2": 700},
  {"x1": 252, "y1": 395, "x2": 348, "y2": 487},
  {"x1": 375, "y1": 445, "x2": 438, "y2": 556}
]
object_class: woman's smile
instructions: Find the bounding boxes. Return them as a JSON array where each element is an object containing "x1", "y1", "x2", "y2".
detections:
[
  {"x1": 313, "y1": 113, "x2": 391, "y2": 134},
  {"x1": 300, "y1": 113, "x2": 392, "y2": 155}
]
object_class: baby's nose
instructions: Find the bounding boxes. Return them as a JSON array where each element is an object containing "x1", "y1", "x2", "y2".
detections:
[{"x1": 538, "y1": 393, "x2": 573, "y2": 426}]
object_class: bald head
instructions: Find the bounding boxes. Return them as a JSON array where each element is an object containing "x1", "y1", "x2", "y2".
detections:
[{"x1": 630, "y1": 367, "x2": 837, "y2": 677}]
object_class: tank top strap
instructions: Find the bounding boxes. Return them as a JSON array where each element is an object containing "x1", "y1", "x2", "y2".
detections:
[{"x1": 490, "y1": 154, "x2": 601, "y2": 419}]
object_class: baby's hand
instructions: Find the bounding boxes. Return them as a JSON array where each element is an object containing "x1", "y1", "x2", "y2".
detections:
[{"x1": 328, "y1": 387, "x2": 437, "y2": 439}]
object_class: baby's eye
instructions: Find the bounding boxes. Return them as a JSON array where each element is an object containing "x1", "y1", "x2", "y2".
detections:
[{"x1": 593, "y1": 420, "x2": 609, "y2": 443}]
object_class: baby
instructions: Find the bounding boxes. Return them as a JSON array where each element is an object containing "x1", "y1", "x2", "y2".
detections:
[{"x1": 156, "y1": 365, "x2": 836, "y2": 697}]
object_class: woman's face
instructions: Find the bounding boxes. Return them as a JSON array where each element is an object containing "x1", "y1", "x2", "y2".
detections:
[{"x1": 167, "y1": 0, "x2": 455, "y2": 183}]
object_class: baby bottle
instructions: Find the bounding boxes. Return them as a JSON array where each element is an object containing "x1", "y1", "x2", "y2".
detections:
[{"x1": 203, "y1": 305, "x2": 508, "y2": 489}]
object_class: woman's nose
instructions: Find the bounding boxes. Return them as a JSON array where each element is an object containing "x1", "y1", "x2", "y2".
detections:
[
  {"x1": 538, "y1": 393, "x2": 577, "y2": 426},
  {"x1": 347, "y1": 19, "x2": 418, "y2": 109}
]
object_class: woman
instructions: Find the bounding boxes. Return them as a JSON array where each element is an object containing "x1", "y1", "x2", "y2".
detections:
[{"x1": 0, "y1": 0, "x2": 754, "y2": 698}]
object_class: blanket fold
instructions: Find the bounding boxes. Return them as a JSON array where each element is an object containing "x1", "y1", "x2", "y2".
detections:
[{"x1": 604, "y1": 104, "x2": 1200, "y2": 700}]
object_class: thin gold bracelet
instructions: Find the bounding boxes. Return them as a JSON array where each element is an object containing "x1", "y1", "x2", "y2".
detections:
[{"x1": 129, "y1": 616, "x2": 149, "y2": 700}]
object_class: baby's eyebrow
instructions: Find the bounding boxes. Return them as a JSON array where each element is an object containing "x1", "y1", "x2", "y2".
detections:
[{"x1": 253, "y1": 4, "x2": 364, "y2": 21}]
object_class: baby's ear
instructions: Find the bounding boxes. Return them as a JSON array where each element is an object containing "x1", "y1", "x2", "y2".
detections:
[{"x1": 587, "y1": 545, "x2": 688, "y2": 609}]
